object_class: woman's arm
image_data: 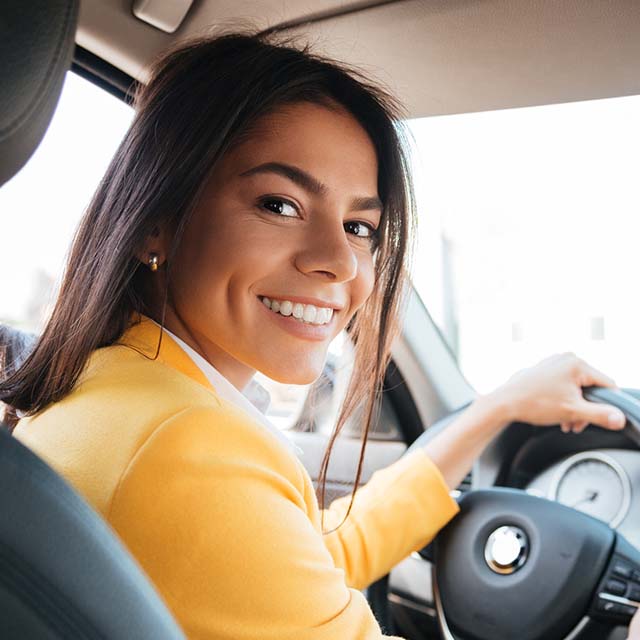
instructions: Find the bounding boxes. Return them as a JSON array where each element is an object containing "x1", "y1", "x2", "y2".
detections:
[
  {"x1": 321, "y1": 447, "x2": 459, "y2": 589},
  {"x1": 420, "y1": 393, "x2": 511, "y2": 491},
  {"x1": 321, "y1": 352, "x2": 626, "y2": 586},
  {"x1": 422, "y1": 353, "x2": 627, "y2": 491}
]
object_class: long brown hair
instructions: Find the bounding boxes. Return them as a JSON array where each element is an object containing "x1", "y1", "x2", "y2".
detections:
[{"x1": 0, "y1": 31, "x2": 416, "y2": 529}]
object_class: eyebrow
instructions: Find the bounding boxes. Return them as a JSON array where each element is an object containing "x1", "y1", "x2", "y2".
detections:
[{"x1": 239, "y1": 162, "x2": 383, "y2": 212}]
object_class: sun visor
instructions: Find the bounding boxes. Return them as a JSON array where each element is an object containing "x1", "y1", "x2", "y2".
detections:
[{"x1": 132, "y1": 0, "x2": 194, "y2": 34}]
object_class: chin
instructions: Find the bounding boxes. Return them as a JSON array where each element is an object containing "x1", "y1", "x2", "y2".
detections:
[{"x1": 259, "y1": 359, "x2": 325, "y2": 386}]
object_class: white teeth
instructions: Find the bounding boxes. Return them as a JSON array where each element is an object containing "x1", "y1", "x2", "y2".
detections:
[
  {"x1": 303, "y1": 305, "x2": 317, "y2": 323},
  {"x1": 260, "y1": 297, "x2": 333, "y2": 325},
  {"x1": 279, "y1": 300, "x2": 292, "y2": 316}
]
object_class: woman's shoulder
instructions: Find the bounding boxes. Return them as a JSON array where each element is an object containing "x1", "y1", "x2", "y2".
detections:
[
  {"x1": 84, "y1": 340, "x2": 221, "y2": 411},
  {"x1": 14, "y1": 342, "x2": 301, "y2": 514}
]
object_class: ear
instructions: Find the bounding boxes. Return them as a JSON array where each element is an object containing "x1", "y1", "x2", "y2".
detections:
[{"x1": 136, "y1": 225, "x2": 171, "y2": 270}]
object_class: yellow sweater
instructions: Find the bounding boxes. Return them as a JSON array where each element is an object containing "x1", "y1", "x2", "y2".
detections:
[{"x1": 14, "y1": 317, "x2": 459, "y2": 639}]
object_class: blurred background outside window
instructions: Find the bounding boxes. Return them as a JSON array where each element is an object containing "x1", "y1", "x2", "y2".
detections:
[{"x1": 408, "y1": 95, "x2": 640, "y2": 393}]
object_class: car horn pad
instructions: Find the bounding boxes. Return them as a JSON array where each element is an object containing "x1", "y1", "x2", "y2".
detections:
[{"x1": 432, "y1": 488, "x2": 640, "y2": 639}]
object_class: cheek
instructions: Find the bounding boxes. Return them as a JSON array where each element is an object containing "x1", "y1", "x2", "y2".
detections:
[
  {"x1": 172, "y1": 211, "x2": 253, "y2": 289},
  {"x1": 170, "y1": 218, "x2": 292, "y2": 329},
  {"x1": 355, "y1": 253, "x2": 376, "y2": 303},
  {"x1": 338, "y1": 253, "x2": 376, "y2": 330}
]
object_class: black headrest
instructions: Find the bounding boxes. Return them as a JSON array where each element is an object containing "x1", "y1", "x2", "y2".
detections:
[{"x1": 0, "y1": 0, "x2": 79, "y2": 187}]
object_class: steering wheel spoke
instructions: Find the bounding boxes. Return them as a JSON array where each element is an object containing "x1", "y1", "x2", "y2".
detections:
[{"x1": 589, "y1": 534, "x2": 640, "y2": 626}]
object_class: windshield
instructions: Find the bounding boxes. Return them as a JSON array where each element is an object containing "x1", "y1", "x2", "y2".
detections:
[
  {"x1": 408, "y1": 95, "x2": 640, "y2": 393},
  {"x1": 3, "y1": 74, "x2": 639, "y2": 396}
]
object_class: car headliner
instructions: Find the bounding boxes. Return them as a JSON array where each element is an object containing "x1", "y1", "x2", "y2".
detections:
[{"x1": 77, "y1": 0, "x2": 640, "y2": 119}]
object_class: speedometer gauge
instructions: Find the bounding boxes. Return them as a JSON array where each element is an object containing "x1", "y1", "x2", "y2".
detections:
[{"x1": 548, "y1": 452, "x2": 631, "y2": 528}]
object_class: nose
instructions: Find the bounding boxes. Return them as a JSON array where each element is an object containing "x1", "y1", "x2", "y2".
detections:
[{"x1": 294, "y1": 220, "x2": 358, "y2": 282}]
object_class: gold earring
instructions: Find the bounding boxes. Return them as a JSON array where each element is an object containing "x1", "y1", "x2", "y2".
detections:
[{"x1": 148, "y1": 253, "x2": 159, "y2": 272}]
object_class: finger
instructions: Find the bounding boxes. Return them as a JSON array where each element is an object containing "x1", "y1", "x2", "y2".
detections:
[
  {"x1": 574, "y1": 401, "x2": 626, "y2": 430},
  {"x1": 578, "y1": 361, "x2": 617, "y2": 389},
  {"x1": 560, "y1": 422, "x2": 572, "y2": 434},
  {"x1": 571, "y1": 421, "x2": 589, "y2": 434}
]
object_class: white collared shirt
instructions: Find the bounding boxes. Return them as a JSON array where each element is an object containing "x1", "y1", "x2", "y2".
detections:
[{"x1": 160, "y1": 326, "x2": 302, "y2": 457}]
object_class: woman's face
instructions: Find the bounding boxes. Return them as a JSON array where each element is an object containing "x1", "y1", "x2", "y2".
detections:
[{"x1": 163, "y1": 102, "x2": 381, "y2": 388}]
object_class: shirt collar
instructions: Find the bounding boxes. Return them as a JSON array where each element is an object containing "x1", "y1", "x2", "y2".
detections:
[
  {"x1": 159, "y1": 326, "x2": 265, "y2": 414},
  {"x1": 148, "y1": 321, "x2": 302, "y2": 456}
]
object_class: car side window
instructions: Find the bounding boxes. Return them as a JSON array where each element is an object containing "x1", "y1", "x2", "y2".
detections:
[{"x1": 0, "y1": 72, "x2": 134, "y2": 333}]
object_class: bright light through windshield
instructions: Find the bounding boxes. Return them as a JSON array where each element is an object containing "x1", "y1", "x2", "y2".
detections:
[{"x1": 408, "y1": 95, "x2": 640, "y2": 392}]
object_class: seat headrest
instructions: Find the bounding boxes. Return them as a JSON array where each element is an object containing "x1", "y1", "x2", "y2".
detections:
[{"x1": 0, "y1": 0, "x2": 79, "y2": 187}]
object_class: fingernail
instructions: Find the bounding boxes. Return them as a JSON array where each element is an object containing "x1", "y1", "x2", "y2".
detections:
[{"x1": 609, "y1": 411, "x2": 626, "y2": 429}]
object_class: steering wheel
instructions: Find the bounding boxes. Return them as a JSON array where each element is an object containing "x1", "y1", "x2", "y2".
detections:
[{"x1": 372, "y1": 387, "x2": 640, "y2": 639}]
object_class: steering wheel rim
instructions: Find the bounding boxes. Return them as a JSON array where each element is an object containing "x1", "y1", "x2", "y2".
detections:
[
  {"x1": 431, "y1": 564, "x2": 596, "y2": 640},
  {"x1": 371, "y1": 387, "x2": 640, "y2": 639}
]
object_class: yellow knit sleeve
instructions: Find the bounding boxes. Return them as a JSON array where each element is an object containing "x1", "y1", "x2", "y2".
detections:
[
  {"x1": 107, "y1": 406, "x2": 406, "y2": 639},
  {"x1": 321, "y1": 448, "x2": 460, "y2": 590}
]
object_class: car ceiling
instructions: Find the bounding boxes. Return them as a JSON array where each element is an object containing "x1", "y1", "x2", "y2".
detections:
[{"x1": 78, "y1": 0, "x2": 640, "y2": 119}]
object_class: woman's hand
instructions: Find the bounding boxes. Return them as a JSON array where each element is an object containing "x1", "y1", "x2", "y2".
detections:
[
  {"x1": 486, "y1": 352, "x2": 626, "y2": 434},
  {"x1": 422, "y1": 352, "x2": 625, "y2": 491}
]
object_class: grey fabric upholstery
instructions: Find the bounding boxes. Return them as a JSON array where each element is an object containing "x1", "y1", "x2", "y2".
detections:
[{"x1": 0, "y1": 0, "x2": 78, "y2": 186}]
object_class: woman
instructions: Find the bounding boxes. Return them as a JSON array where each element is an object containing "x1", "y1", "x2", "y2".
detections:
[{"x1": 0, "y1": 32, "x2": 633, "y2": 638}]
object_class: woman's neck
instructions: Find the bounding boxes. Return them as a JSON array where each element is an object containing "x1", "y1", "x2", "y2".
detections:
[{"x1": 156, "y1": 307, "x2": 256, "y2": 391}]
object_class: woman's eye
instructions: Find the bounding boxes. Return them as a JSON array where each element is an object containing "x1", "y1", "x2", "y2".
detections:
[
  {"x1": 259, "y1": 198, "x2": 299, "y2": 218},
  {"x1": 344, "y1": 220, "x2": 377, "y2": 239}
]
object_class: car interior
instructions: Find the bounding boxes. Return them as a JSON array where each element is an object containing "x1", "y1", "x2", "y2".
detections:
[{"x1": 2, "y1": 1, "x2": 640, "y2": 639}]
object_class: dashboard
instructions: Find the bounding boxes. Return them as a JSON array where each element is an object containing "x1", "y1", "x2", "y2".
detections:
[
  {"x1": 477, "y1": 422, "x2": 640, "y2": 549},
  {"x1": 525, "y1": 448, "x2": 639, "y2": 544}
]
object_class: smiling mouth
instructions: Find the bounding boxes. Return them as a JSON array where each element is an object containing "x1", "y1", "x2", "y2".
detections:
[{"x1": 259, "y1": 296, "x2": 334, "y2": 325}]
